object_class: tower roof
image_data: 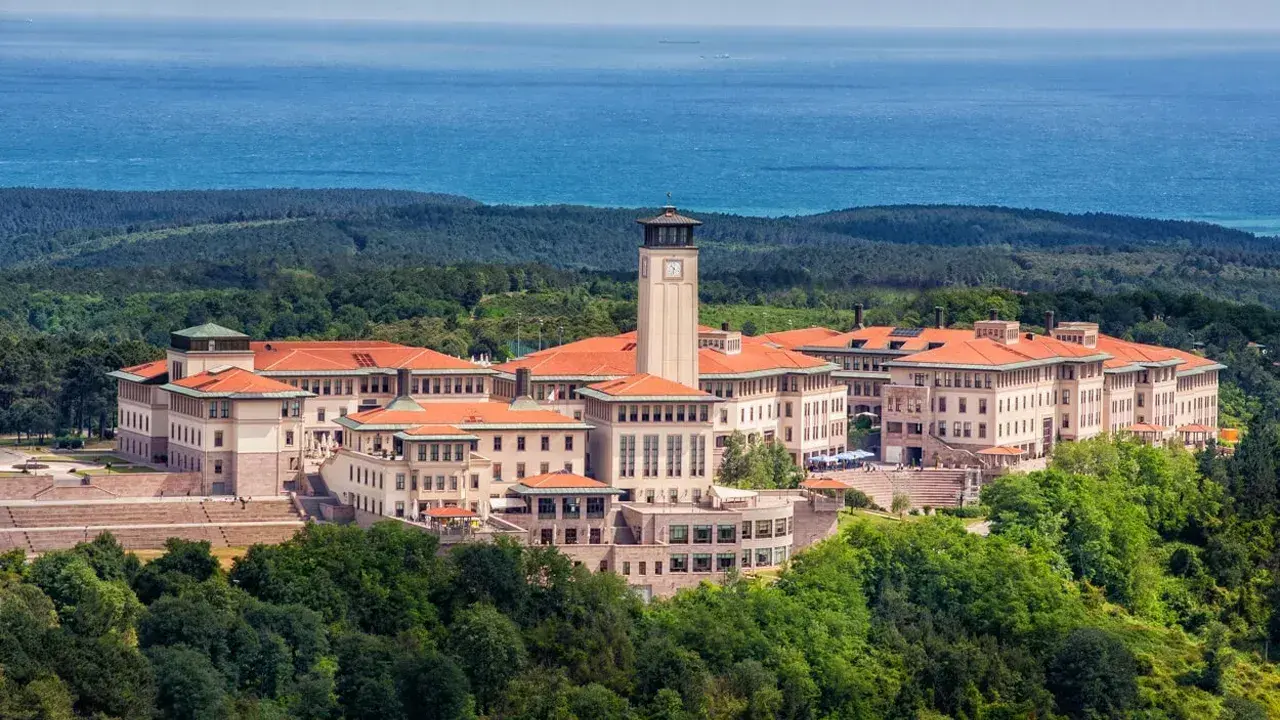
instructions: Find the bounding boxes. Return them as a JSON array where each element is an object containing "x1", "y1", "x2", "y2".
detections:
[
  {"x1": 637, "y1": 206, "x2": 702, "y2": 227},
  {"x1": 171, "y1": 323, "x2": 248, "y2": 339}
]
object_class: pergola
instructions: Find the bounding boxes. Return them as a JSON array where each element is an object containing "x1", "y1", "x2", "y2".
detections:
[
  {"x1": 422, "y1": 506, "x2": 478, "y2": 534},
  {"x1": 975, "y1": 445, "x2": 1025, "y2": 468},
  {"x1": 1127, "y1": 423, "x2": 1169, "y2": 445},
  {"x1": 1176, "y1": 424, "x2": 1214, "y2": 449}
]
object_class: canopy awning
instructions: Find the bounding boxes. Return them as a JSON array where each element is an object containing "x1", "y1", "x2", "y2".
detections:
[
  {"x1": 710, "y1": 485, "x2": 758, "y2": 500},
  {"x1": 976, "y1": 446, "x2": 1025, "y2": 456},
  {"x1": 425, "y1": 506, "x2": 476, "y2": 519},
  {"x1": 488, "y1": 498, "x2": 524, "y2": 510}
]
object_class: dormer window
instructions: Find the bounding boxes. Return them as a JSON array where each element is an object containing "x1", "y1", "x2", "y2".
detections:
[
  {"x1": 889, "y1": 341, "x2": 905, "y2": 350},
  {"x1": 849, "y1": 339, "x2": 866, "y2": 349}
]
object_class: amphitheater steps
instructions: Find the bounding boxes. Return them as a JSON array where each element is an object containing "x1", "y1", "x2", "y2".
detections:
[
  {"x1": 0, "y1": 498, "x2": 307, "y2": 554},
  {"x1": 821, "y1": 468, "x2": 968, "y2": 510}
]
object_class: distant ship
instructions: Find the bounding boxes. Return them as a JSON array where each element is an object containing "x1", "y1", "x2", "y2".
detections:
[{"x1": 658, "y1": 40, "x2": 701, "y2": 45}]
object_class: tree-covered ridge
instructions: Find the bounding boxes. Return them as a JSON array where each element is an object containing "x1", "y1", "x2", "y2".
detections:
[
  {"x1": 3, "y1": 437, "x2": 1280, "y2": 719},
  {"x1": 4, "y1": 189, "x2": 1280, "y2": 304}
]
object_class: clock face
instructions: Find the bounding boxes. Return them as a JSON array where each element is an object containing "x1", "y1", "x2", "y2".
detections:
[{"x1": 664, "y1": 259, "x2": 683, "y2": 279}]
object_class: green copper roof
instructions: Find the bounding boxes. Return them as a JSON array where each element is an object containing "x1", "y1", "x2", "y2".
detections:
[{"x1": 172, "y1": 323, "x2": 248, "y2": 339}]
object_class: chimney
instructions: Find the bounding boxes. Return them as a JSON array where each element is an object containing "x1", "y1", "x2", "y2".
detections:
[
  {"x1": 515, "y1": 367, "x2": 531, "y2": 398},
  {"x1": 988, "y1": 308, "x2": 999, "y2": 321},
  {"x1": 854, "y1": 303, "x2": 865, "y2": 329},
  {"x1": 934, "y1": 306, "x2": 944, "y2": 329},
  {"x1": 721, "y1": 322, "x2": 730, "y2": 332},
  {"x1": 396, "y1": 368, "x2": 411, "y2": 397},
  {"x1": 1044, "y1": 310, "x2": 1055, "y2": 334}
]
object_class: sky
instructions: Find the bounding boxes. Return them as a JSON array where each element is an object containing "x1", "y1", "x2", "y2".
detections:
[{"x1": 5, "y1": 0, "x2": 1280, "y2": 30}]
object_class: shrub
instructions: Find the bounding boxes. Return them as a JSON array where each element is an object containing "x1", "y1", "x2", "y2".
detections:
[{"x1": 844, "y1": 489, "x2": 871, "y2": 508}]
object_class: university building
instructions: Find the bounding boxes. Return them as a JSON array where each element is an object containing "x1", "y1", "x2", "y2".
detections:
[
  {"x1": 109, "y1": 206, "x2": 1221, "y2": 594},
  {"x1": 787, "y1": 311, "x2": 1223, "y2": 467}
]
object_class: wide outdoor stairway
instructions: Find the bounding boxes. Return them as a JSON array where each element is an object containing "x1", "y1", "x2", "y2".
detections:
[
  {"x1": 0, "y1": 497, "x2": 307, "y2": 554},
  {"x1": 822, "y1": 468, "x2": 969, "y2": 510}
]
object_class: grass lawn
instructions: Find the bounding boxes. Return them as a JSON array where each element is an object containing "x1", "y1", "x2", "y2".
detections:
[
  {"x1": 132, "y1": 546, "x2": 247, "y2": 570},
  {"x1": 0, "y1": 471, "x2": 37, "y2": 478},
  {"x1": 77, "y1": 465, "x2": 162, "y2": 476},
  {"x1": 839, "y1": 508, "x2": 906, "y2": 530},
  {"x1": 34, "y1": 455, "x2": 80, "y2": 463}
]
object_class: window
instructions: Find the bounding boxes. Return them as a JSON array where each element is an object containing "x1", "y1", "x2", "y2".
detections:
[
  {"x1": 775, "y1": 518, "x2": 787, "y2": 536},
  {"x1": 562, "y1": 497, "x2": 581, "y2": 519},
  {"x1": 717, "y1": 524, "x2": 736, "y2": 543},
  {"x1": 418, "y1": 444, "x2": 427, "y2": 462},
  {"x1": 220, "y1": 400, "x2": 230, "y2": 418},
  {"x1": 435, "y1": 475, "x2": 445, "y2": 491},
  {"x1": 692, "y1": 554, "x2": 712, "y2": 573},
  {"x1": 213, "y1": 460, "x2": 222, "y2": 474},
  {"x1": 516, "y1": 462, "x2": 526, "y2": 479},
  {"x1": 670, "y1": 555, "x2": 688, "y2": 572},
  {"x1": 317, "y1": 408, "x2": 326, "y2": 422},
  {"x1": 564, "y1": 528, "x2": 578, "y2": 545},
  {"x1": 638, "y1": 561, "x2": 647, "y2": 575},
  {"x1": 538, "y1": 498, "x2": 556, "y2": 519},
  {"x1": 540, "y1": 529, "x2": 553, "y2": 545},
  {"x1": 622, "y1": 562, "x2": 631, "y2": 576},
  {"x1": 669, "y1": 524, "x2": 689, "y2": 543},
  {"x1": 979, "y1": 399, "x2": 987, "y2": 414},
  {"x1": 396, "y1": 474, "x2": 405, "y2": 490},
  {"x1": 717, "y1": 553, "x2": 735, "y2": 571},
  {"x1": 540, "y1": 435, "x2": 550, "y2": 451},
  {"x1": 517, "y1": 436, "x2": 526, "y2": 451},
  {"x1": 493, "y1": 436, "x2": 503, "y2": 451},
  {"x1": 395, "y1": 501, "x2": 405, "y2": 517},
  {"x1": 565, "y1": 435, "x2": 574, "y2": 451},
  {"x1": 693, "y1": 525, "x2": 712, "y2": 543},
  {"x1": 655, "y1": 561, "x2": 663, "y2": 575},
  {"x1": 741, "y1": 521, "x2": 752, "y2": 539},
  {"x1": 214, "y1": 431, "x2": 223, "y2": 447},
  {"x1": 285, "y1": 431, "x2": 294, "y2": 446},
  {"x1": 756, "y1": 520, "x2": 773, "y2": 538},
  {"x1": 208, "y1": 403, "x2": 217, "y2": 419}
]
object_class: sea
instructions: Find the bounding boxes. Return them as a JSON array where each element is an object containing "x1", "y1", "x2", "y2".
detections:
[{"x1": 2, "y1": 17, "x2": 1280, "y2": 234}]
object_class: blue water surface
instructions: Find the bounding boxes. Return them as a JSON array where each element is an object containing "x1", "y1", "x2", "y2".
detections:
[{"x1": 1, "y1": 17, "x2": 1278, "y2": 233}]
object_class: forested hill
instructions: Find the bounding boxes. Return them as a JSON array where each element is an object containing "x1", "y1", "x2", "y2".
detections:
[
  {"x1": 0, "y1": 188, "x2": 473, "y2": 239},
  {"x1": 3, "y1": 188, "x2": 1279, "y2": 304}
]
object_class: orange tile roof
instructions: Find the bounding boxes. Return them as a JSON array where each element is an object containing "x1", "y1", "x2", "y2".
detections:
[
  {"x1": 700, "y1": 338, "x2": 829, "y2": 375},
  {"x1": 494, "y1": 335, "x2": 638, "y2": 377},
  {"x1": 344, "y1": 400, "x2": 584, "y2": 428},
  {"x1": 585, "y1": 373, "x2": 710, "y2": 398},
  {"x1": 518, "y1": 472, "x2": 611, "y2": 490},
  {"x1": 397, "y1": 424, "x2": 475, "y2": 437},
  {"x1": 805, "y1": 326, "x2": 976, "y2": 352},
  {"x1": 1176, "y1": 424, "x2": 1214, "y2": 433},
  {"x1": 1128, "y1": 423, "x2": 1167, "y2": 433},
  {"x1": 425, "y1": 506, "x2": 476, "y2": 518},
  {"x1": 759, "y1": 327, "x2": 844, "y2": 350},
  {"x1": 1094, "y1": 335, "x2": 1183, "y2": 366},
  {"x1": 252, "y1": 341, "x2": 479, "y2": 373},
  {"x1": 800, "y1": 478, "x2": 853, "y2": 490},
  {"x1": 168, "y1": 367, "x2": 302, "y2": 396},
  {"x1": 892, "y1": 333, "x2": 1105, "y2": 368},
  {"x1": 118, "y1": 359, "x2": 168, "y2": 380},
  {"x1": 494, "y1": 332, "x2": 829, "y2": 379}
]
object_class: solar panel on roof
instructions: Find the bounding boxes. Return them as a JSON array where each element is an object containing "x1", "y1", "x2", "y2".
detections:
[
  {"x1": 889, "y1": 327, "x2": 925, "y2": 337},
  {"x1": 352, "y1": 353, "x2": 377, "y2": 367}
]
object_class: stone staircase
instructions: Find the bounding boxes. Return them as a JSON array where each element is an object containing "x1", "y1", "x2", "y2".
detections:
[{"x1": 822, "y1": 468, "x2": 970, "y2": 510}]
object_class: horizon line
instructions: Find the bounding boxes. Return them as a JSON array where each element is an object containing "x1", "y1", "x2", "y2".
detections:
[{"x1": 6, "y1": 11, "x2": 1280, "y2": 33}]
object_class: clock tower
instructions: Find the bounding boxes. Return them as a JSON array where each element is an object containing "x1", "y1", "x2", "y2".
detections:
[{"x1": 635, "y1": 205, "x2": 701, "y2": 387}]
